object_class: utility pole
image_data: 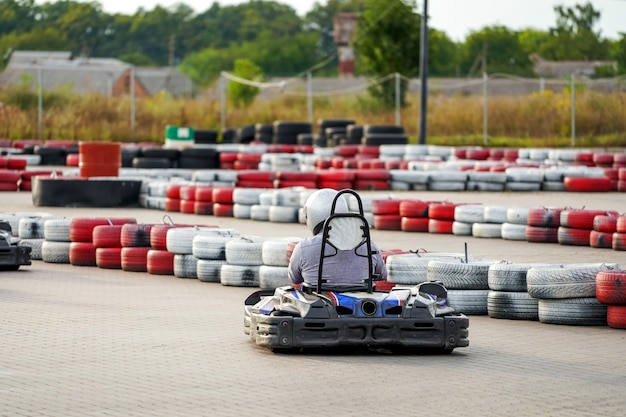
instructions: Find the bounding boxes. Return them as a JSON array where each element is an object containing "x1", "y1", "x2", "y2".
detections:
[
  {"x1": 168, "y1": 35, "x2": 175, "y2": 94},
  {"x1": 418, "y1": 0, "x2": 429, "y2": 145}
]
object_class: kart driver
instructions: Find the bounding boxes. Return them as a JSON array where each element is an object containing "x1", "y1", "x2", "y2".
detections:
[{"x1": 288, "y1": 188, "x2": 387, "y2": 289}]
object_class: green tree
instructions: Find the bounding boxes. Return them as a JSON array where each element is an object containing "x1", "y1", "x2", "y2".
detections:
[
  {"x1": 461, "y1": 26, "x2": 533, "y2": 76},
  {"x1": 538, "y1": 2, "x2": 609, "y2": 60},
  {"x1": 0, "y1": 0, "x2": 37, "y2": 36},
  {"x1": 227, "y1": 58, "x2": 262, "y2": 108},
  {"x1": 354, "y1": 0, "x2": 420, "y2": 108}
]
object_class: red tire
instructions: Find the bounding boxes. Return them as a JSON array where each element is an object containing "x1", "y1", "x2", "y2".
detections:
[
  {"x1": 593, "y1": 153, "x2": 614, "y2": 166},
  {"x1": 147, "y1": 249, "x2": 175, "y2": 275},
  {"x1": 275, "y1": 180, "x2": 317, "y2": 189},
  {"x1": 70, "y1": 217, "x2": 137, "y2": 242},
  {"x1": 620, "y1": 181, "x2": 626, "y2": 192},
  {"x1": 596, "y1": 270, "x2": 626, "y2": 304},
  {"x1": 20, "y1": 170, "x2": 62, "y2": 181},
  {"x1": 613, "y1": 233, "x2": 626, "y2": 251},
  {"x1": 180, "y1": 186, "x2": 197, "y2": 201},
  {"x1": 466, "y1": 148, "x2": 490, "y2": 160},
  {"x1": 353, "y1": 169, "x2": 390, "y2": 181},
  {"x1": 617, "y1": 217, "x2": 626, "y2": 234},
  {"x1": 0, "y1": 169, "x2": 21, "y2": 182},
  {"x1": 238, "y1": 180, "x2": 275, "y2": 188},
  {"x1": 527, "y1": 207, "x2": 563, "y2": 227},
  {"x1": 0, "y1": 157, "x2": 27, "y2": 170},
  {"x1": 150, "y1": 224, "x2": 195, "y2": 251},
  {"x1": 428, "y1": 203, "x2": 458, "y2": 220},
  {"x1": 121, "y1": 224, "x2": 153, "y2": 247},
  {"x1": 353, "y1": 180, "x2": 389, "y2": 191},
  {"x1": 237, "y1": 170, "x2": 274, "y2": 182},
  {"x1": 317, "y1": 180, "x2": 352, "y2": 190},
  {"x1": 373, "y1": 215, "x2": 402, "y2": 230},
  {"x1": 401, "y1": 217, "x2": 430, "y2": 232},
  {"x1": 428, "y1": 219, "x2": 454, "y2": 234},
  {"x1": 563, "y1": 177, "x2": 611, "y2": 192},
  {"x1": 399, "y1": 200, "x2": 429, "y2": 218},
  {"x1": 560, "y1": 209, "x2": 618, "y2": 230},
  {"x1": 194, "y1": 201, "x2": 214, "y2": 215},
  {"x1": 557, "y1": 226, "x2": 591, "y2": 246},
  {"x1": 213, "y1": 203, "x2": 234, "y2": 217},
  {"x1": 237, "y1": 153, "x2": 263, "y2": 163},
  {"x1": 607, "y1": 305, "x2": 626, "y2": 329},
  {"x1": 121, "y1": 247, "x2": 150, "y2": 272},
  {"x1": 0, "y1": 182, "x2": 18, "y2": 191},
  {"x1": 96, "y1": 247, "x2": 122, "y2": 269},
  {"x1": 166, "y1": 184, "x2": 182, "y2": 199},
  {"x1": 69, "y1": 242, "x2": 97, "y2": 266},
  {"x1": 92, "y1": 225, "x2": 123, "y2": 248},
  {"x1": 180, "y1": 200, "x2": 196, "y2": 214},
  {"x1": 317, "y1": 169, "x2": 355, "y2": 182},
  {"x1": 276, "y1": 171, "x2": 318, "y2": 182},
  {"x1": 619, "y1": 168, "x2": 626, "y2": 181},
  {"x1": 371, "y1": 199, "x2": 402, "y2": 215},
  {"x1": 194, "y1": 186, "x2": 214, "y2": 202},
  {"x1": 525, "y1": 226, "x2": 558, "y2": 243},
  {"x1": 594, "y1": 215, "x2": 618, "y2": 233},
  {"x1": 212, "y1": 187, "x2": 234, "y2": 203},
  {"x1": 165, "y1": 198, "x2": 181, "y2": 212},
  {"x1": 66, "y1": 153, "x2": 79, "y2": 167},
  {"x1": 19, "y1": 180, "x2": 32, "y2": 191},
  {"x1": 589, "y1": 230, "x2": 613, "y2": 249}
]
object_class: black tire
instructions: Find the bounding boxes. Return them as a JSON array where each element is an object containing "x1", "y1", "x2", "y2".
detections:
[
  {"x1": 487, "y1": 291, "x2": 539, "y2": 320},
  {"x1": 132, "y1": 157, "x2": 171, "y2": 169},
  {"x1": 221, "y1": 128, "x2": 236, "y2": 143},
  {"x1": 363, "y1": 125, "x2": 404, "y2": 135},
  {"x1": 346, "y1": 125, "x2": 364, "y2": 143},
  {"x1": 194, "y1": 129, "x2": 218, "y2": 144},
  {"x1": 272, "y1": 134, "x2": 299, "y2": 145},
  {"x1": 362, "y1": 133, "x2": 408, "y2": 146},
  {"x1": 427, "y1": 260, "x2": 493, "y2": 290},
  {"x1": 236, "y1": 125, "x2": 256, "y2": 143},
  {"x1": 140, "y1": 148, "x2": 180, "y2": 160},
  {"x1": 34, "y1": 146, "x2": 68, "y2": 165},
  {"x1": 273, "y1": 121, "x2": 312, "y2": 136},
  {"x1": 538, "y1": 298, "x2": 607, "y2": 326}
]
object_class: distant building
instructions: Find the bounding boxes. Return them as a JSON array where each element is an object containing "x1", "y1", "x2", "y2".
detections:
[
  {"x1": 530, "y1": 53, "x2": 617, "y2": 78},
  {"x1": 0, "y1": 50, "x2": 193, "y2": 97}
]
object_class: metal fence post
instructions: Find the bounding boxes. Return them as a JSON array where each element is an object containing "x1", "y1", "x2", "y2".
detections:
[
  {"x1": 571, "y1": 74, "x2": 576, "y2": 147},
  {"x1": 483, "y1": 72, "x2": 488, "y2": 146},
  {"x1": 395, "y1": 72, "x2": 401, "y2": 126},
  {"x1": 37, "y1": 66, "x2": 43, "y2": 140},
  {"x1": 540, "y1": 77, "x2": 545, "y2": 94},
  {"x1": 307, "y1": 72, "x2": 313, "y2": 125}
]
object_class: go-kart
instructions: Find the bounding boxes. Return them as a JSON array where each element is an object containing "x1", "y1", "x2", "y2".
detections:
[
  {"x1": 0, "y1": 221, "x2": 32, "y2": 271},
  {"x1": 244, "y1": 190, "x2": 469, "y2": 353}
]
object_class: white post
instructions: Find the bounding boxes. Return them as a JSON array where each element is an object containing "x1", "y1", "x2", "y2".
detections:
[
  {"x1": 220, "y1": 73, "x2": 227, "y2": 132},
  {"x1": 483, "y1": 72, "x2": 488, "y2": 146},
  {"x1": 37, "y1": 66, "x2": 43, "y2": 140},
  {"x1": 130, "y1": 67, "x2": 136, "y2": 139},
  {"x1": 539, "y1": 77, "x2": 545, "y2": 94},
  {"x1": 307, "y1": 72, "x2": 313, "y2": 124},
  {"x1": 571, "y1": 74, "x2": 576, "y2": 147},
  {"x1": 395, "y1": 72, "x2": 401, "y2": 126}
]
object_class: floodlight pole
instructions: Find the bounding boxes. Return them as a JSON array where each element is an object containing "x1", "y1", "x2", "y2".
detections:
[{"x1": 418, "y1": 0, "x2": 429, "y2": 145}]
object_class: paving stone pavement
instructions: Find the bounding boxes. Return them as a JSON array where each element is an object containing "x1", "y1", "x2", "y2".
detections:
[{"x1": 1, "y1": 190, "x2": 626, "y2": 416}]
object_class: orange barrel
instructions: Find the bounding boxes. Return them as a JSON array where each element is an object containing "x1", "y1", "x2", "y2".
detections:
[{"x1": 79, "y1": 142, "x2": 121, "y2": 178}]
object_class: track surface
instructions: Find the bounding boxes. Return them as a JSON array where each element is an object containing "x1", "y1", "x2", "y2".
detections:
[{"x1": 2, "y1": 190, "x2": 626, "y2": 416}]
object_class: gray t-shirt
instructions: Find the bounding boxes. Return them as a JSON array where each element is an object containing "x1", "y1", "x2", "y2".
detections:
[{"x1": 288, "y1": 234, "x2": 388, "y2": 287}]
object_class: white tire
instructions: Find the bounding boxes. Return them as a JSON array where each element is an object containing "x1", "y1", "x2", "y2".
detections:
[
  {"x1": 220, "y1": 264, "x2": 260, "y2": 287},
  {"x1": 167, "y1": 227, "x2": 240, "y2": 255},
  {"x1": 454, "y1": 205, "x2": 484, "y2": 223},
  {"x1": 452, "y1": 221, "x2": 473, "y2": 236},
  {"x1": 173, "y1": 254, "x2": 198, "y2": 279},
  {"x1": 197, "y1": 259, "x2": 227, "y2": 282},
  {"x1": 41, "y1": 241, "x2": 71, "y2": 263},
  {"x1": 44, "y1": 218, "x2": 72, "y2": 242},
  {"x1": 428, "y1": 181, "x2": 466, "y2": 191},
  {"x1": 250, "y1": 205, "x2": 271, "y2": 222},
  {"x1": 19, "y1": 238, "x2": 44, "y2": 260},
  {"x1": 483, "y1": 206, "x2": 508, "y2": 224},
  {"x1": 506, "y1": 207, "x2": 530, "y2": 225},
  {"x1": 472, "y1": 223, "x2": 502, "y2": 238},
  {"x1": 501, "y1": 223, "x2": 527, "y2": 241},
  {"x1": 233, "y1": 188, "x2": 265, "y2": 205},
  {"x1": 233, "y1": 204, "x2": 252, "y2": 219},
  {"x1": 225, "y1": 236, "x2": 266, "y2": 266},
  {"x1": 262, "y1": 238, "x2": 302, "y2": 267},
  {"x1": 269, "y1": 206, "x2": 299, "y2": 223},
  {"x1": 259, "y1": 265, "x2": 290, "y2": 289},
  {"x1": 18, "y1": 216, "x2": 48, "y2": 239},
  {"x1": 192, "y1": 235, "x2": 233, "y2": 260}
]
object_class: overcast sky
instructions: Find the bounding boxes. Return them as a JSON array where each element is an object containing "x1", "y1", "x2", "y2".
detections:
[{"x1": 95, "y1": 0, "x2": 625, "y2": 41}]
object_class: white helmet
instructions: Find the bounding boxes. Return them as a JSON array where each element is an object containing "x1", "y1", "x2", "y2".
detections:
[{"x1": 304, "y1": 188, "x2": 349, "y2": 234}]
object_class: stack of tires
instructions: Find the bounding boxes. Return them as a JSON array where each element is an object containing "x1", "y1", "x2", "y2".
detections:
[
  {"x1": 427, "y1": 259, "x2": 497, "y2": 315},
  {"x1": 93, "y1": 223, "x2": 124, "y2": 269},
  {"x1": 275, "y1": 171, "x2": 318, "y2": 189},
  {"x1": 400, "y1": 200, "x2": 430, "y2": 233},
  {"x1": 273, "y1": 121, "x2": 311, "y2": 145},
  {"x1": 526, "y1": 207, "x2": 563, "y2": 243},
  {"x1": 362, "y1": 125, "x2": 407, "y2": 146},
  {"x1": 501, "y1": 207, "x2": 529, "y2": 241},
  {"x1": 386, "y1": 251, "x2": 470, "y2": 287},
  {"x1": 193, "y1": 129, "x2": 218, "y2": 145},
  {"x1": 120, "y1": 224, "x2": 154, "y2": 272},
  {"x1": 613, "y1": 216, "x2": 626, "y2": 251},
  {"x1": 167, "y1": 226, "x2": 240, "y2": 279},
  {"x1": 69, "y1": 217, "x2": 137, "y2": 267},
  {"x1": 17, "y1": 215, "x2": 50, "y2": 260},
  {"x1": 236, "y1": 170, "x2": 274, "y2": 188},
  {"x1": 267, "y1": 187, "x2": 302, "y2": 224},
  {"x1": 317, "y1": 119, "x2": 355, "y2": 147},
  {"x1": 232, "y1": 188, "x2": 265, "y2": 220},
  {"x1": 487, "y1": 262, "x2": 550, "y2": 321},
  {"x1": 558, "y1": 209, "x2": 619, "y2": 246},
  {"x1": 428, "y1": 170, "x2": 467, "y2": 192},
  {"x1": 371, "y1": 198, "x2": 402, "y2": 231},
  {"x1": 428, "y1": 202, "x2": 459, "y2": 234},
  {"x1": 134, "y1": 148, "x2": 179, "y2": 169},
  {"x1": 212, "y1": 187, "x2": 235, "y2": 217},
  {"x1": 194, "y1": 185, "x2": 214, "y2": 215},
  {"x1": 147, "y1": 223, "x2": 185, "y2": 275},
  {"x1": 590, "y1": 214, "x2": 618, "y2": 249},
  {"x1": 235, "y1": 125, "x2": 256, "y2": 144},
  {"x1": 453, "y1": 204, "x2": 484, "y2": 237},
  {"x1": 527, "y1": 263, "x2": 619, "y2": 326},
  {"x1": 222, "y1": 236, "x2": 266, "y2": 287},
  {"x1": 316, "y1": 169, "x2": 354, "y2": 190},
  {"x1": 596, "y1": 269, "x2": 626, "y2": 328},
  {"x1": 164, "y1": 183, "x2": 182, "y2": 213},
  {"x1": 472, "y1": 205, "x2": 508, "y2": 239},
  {"x1": 179, "y1": 185, "x2": 198, "y2": 214},
  {"x1": 619, "y1": 168, "x2": 626, "y2": 192},
  {"x1": 466, "y1": 170, "x2": 507, "y2": 192},
  {"x1": 254, "y1": 123, "x2": 273, "y2": 144},
  {"x1": 42, "y1": 218, "x2": 72, "y2": 264},
  {"x1": 389, "y1": 169, "x2": 429, "y2": 192},
  {"x1": 259, "y1": 238, "x2": 302, "y2": 289},
  {"x1": 178, "y1": 147, "x2": 219, "y2": 169},
  {"x1": 504, "y1": 167, "x2": 543, "y2": 191},
  {"x1": 193, "y1": 234, "x2": 232, "y2": 283}
]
